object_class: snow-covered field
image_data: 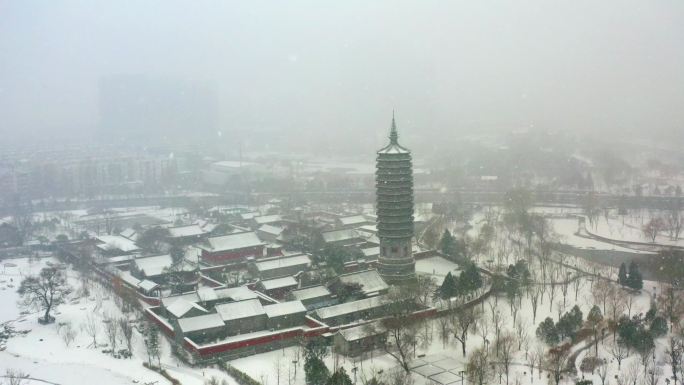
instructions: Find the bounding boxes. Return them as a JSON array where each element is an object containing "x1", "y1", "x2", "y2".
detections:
[
  {"x1": 415, "y1": 256, "x2": 460, "y2": 279},
  {"x1": 588, "y1": 211, "x2": 684, "y2": 248},
  {"x1": 0, "y1": 256, "x2": 235, "y2": 385},
  {"x1": 550, "y1": 217, "x2": 654, "y2": 253}
]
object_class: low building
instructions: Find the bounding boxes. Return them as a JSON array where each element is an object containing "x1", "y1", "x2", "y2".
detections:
[
  {"x1": 335, "y1": 269, "x2": 389, "y2": 298},
  {"x1": 197, "y1": 232, "x2": 265, "y2": 263},
  {"x1": 264, "y1": 301, "x2": 307, "y2": 329},
  {"x1": 215, "y1": 299, "x2": 267, "y2": 335},
  {"x1": 95, "y1": 235, "x2": 141, "y2": 257},
  {"x1": 131, "y1": 254, "x2": 195, "y2": 281},
  {"x1": 177, "y1": 313, "x2": 226, "y2": 343},
  {"x1": 165, "y1": 298, "x2": 209, "y2": 320},
  {"x1": 257, "y1": 224, "x2": 285, "y2": 243},
  {"x1": 251, "y1": 254, "x2": 311, "y2": 279},
  {"x1": 321, "y1": 229, "x2": 365, "y2": 247},
  {"x1": 289, "y1": 286, "x2": 336, "y2": 310},
  {"x1": 167, "y1": 223, "x2": 215, "y2": 244},
  {"x1": 336, "y1": 215, "x2": 371, "y2": 229},
  {"x1": 251, "y1": 215, "x2": 283, "y2": 229},
  {"x1": 333, "y1": 322, "x2": 386, "y2": 356},
  {"x1": 257, "y1": 276, "x2": 299, "y2": 299},
  {"x1": 313, "y1": 295, "x2": 393, "y2": 326}
]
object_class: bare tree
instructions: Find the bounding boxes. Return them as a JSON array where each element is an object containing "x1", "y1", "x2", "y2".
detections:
[
  {"x1": 515, "y1": 318, "x2": 529, "y2": 351},
  {"x1": 381, "y1": 289, "x2": 418, "y2": 373},
  {"x1": 597, "y1": 359, "x2": 609, "y2": 385},
  {"x1": 617, "y1": 361, "x2": 640, "y2": 385},
  {"x1": 643, "y1": 217, "x2": 666, "y2": 243},
  {"x1": 452, "y1": 307, "x2": 480, "y2": 357},
  {"x1": 526, "y1": 346, "x2": 539, "y2": 383},
  {"x1": 103, "y1": 314, "x2": 119, "y2": 356},
  {"x1": 476, "y1": 317, "x2": 490, "y2": 346},
  {"x1": 592, "y1": 279, "x2": 611, "y2": 315},
  {"x1": 498, "y1": 333, "x2": 516, "y2": 385},
  {"x1": 666, "y1": 199, "x2": 682, "y2": 240},
  {"x1": 572, "y1": 273, "x2": 584, "y2": 301},
  {"x1": 414, "y1": 275, "x2": 435, "y2": 307},
  {"x1": 437, "y1": 316, "x2": 450, "y2": 348},
  {"x1": 466, "y1": 347, "x2": 492, "y2": 385},
  {"x1": 59, "y1": 321, "x2": 77, "y2": 347},
  {"x1": 545, "y1": 347, "x2": 570, "y2": 385},
  {"x1": 609, "y1": 341, "x2": 630, "y2": 369},
  {"x1": 607, "y1": 286, "x2": 627, "y2": 341},
  {"x1": 625, "y1": 294, "x2": 636, "y2": 317},
  {"x1": 4, "y1": 369, "x2": 29, "y2": 385},
  {"x1": 659, "y1": 286, "x2": 684, "y2": 325},
  {"x1": 530, "y1": 285, "x2": 541, "y2": 323},
  {"x1": 143, "y1": 322, "x2": 161, "y2": 367},
  {"x1": 82, "y1": 314, "x2": 99, "y2": 348},
  {"x1": 644, "y1": 353, "x2": 662, "y2": 385},
  {"x1": 666, "y1": 336, "x2": 683, "y2": 385},
  {"x1": 17, "y1": 267, "x2": 72, "y2": 323},
  {"x1": 118, "y1": 317, "x2": 134, "y2": 357}
]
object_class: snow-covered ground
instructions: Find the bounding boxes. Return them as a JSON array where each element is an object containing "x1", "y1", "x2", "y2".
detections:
[
  {"x1": 415, "y1": 256, "x2": 460, "y2": 280},
  {"x1": 549, "y1": 217, "x2": 654, "y2": 253},
  {"x1": 0, "y1": 256, "x2": 236, "y2": 385},
  {"x1": 588, "y1": 211, "x2": 684, "y2": 248}
]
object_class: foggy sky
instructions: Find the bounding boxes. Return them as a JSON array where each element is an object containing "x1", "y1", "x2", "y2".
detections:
[{"x1": 1, "y1": 1, "x2": 683, "y2": 151}]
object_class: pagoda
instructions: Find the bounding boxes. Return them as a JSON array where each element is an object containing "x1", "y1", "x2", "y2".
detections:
[{"x1": 375, "y1": 114, "x2": 416, "y2": 283}]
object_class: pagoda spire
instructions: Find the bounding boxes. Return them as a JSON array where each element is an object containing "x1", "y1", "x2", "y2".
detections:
[{"x1": 389, "y1": 111, "x2": 398, "y2": 144}]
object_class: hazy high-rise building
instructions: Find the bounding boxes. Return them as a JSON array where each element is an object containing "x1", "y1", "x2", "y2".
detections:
[{"x1": 375, "y1": 115, "x2": 416, "y2": 283}]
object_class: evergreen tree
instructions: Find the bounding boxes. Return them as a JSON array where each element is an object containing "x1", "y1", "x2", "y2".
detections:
[
  {"x1": 536, "y1": 317, "x2": 559, "y2": 345},
  {"x1": 556, "y1": 306, "x2": 583, "y2": 340},
  {"x1": 626, "y1": 261, "x2": 643, "y2": 290},
  {"x1": 439, "y1": 272, "x2": 458, "y2": 299},
  {"x1": 439, "y1": 229, "x2": 456, "y2": 256},
  {"x1": 458, "y1": 263, "x2": 483, "y2": 293},
  {"x1": 326, "y1": 368, "x2": 353, "y2": 385},
  {"x1": 618, "y1": 262, "x2": 628, "y2": 286},
  {"x1": 305, "y1": 356, "x2": 330, "y2": 385}
]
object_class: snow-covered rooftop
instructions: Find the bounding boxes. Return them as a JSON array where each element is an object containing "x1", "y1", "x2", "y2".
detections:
[
  {"x1": 137, "y1": 279, "x2": 159, "y2": 292},
  {"x1": 258, "y1": 224, "x2": 284, "y2": 236},
  {"x1": 96, "y1": 235, "x2": 140, "y2": 252},
  {"x1": 291, "y1": 286, "x2": 331, "y2": 301},
  {"x1": 314, "y1": 295, "x2": 388, "y2": 320},
  {"x1": 178, "y1": 313, "x2": 224, "y2": 333},
  {"x1": 214, "y1": 286, "x2": 259, "y2": 301},
  {"x1": 253, "y1": 215, "x2": 282, "y2": 225},
  {"x1": 134, "y1": 254, "x2": 174, "y2": 277},
  {"x1": 200, "y1": 232, "x2": 264, "y2": 252},
  {"x1": 254, "y1": 254, "x2": 311, "y2": 272},
  {"x1": 263, "y1": 301, "x2": 307, "y2": 318},
  {"x1": 166, "y1": 298, "x2": 208, "y2": 319},
  {"x1": 338, "y1": 322, "x2": 385, "y2": 342},
  {"x1": 215, "y1": 299, "x2": 265, "y2": 321},
  {"x1": 338, "y1": 215, "x2": 368, "y2": 226},
  {"x1": 321, "y1": 229, "x2": 361, "y2": 243},
  {"x1": 260, "y1": 276, "x2": 298, "y2": 291},
  {"x1": 197, "y1": 287, "x2": 218, "y2": 302},
  {"x1": 338, "y1": 269, "x2": 388, "y2": 295},
  {"x1": 118, "y1": 270, "x2": 141, "y2": 287},
  {"x1": 168, "y1": 225, "x2": 206, "y2": 238}
]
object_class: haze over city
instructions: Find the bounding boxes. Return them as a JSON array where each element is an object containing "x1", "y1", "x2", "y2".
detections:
[
  {"x1": 2, "y1": 2, "x2": 684, "y2": 385},
  {"x1": 2, "y1": 1, "x2": 684, "y2": 153}
]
